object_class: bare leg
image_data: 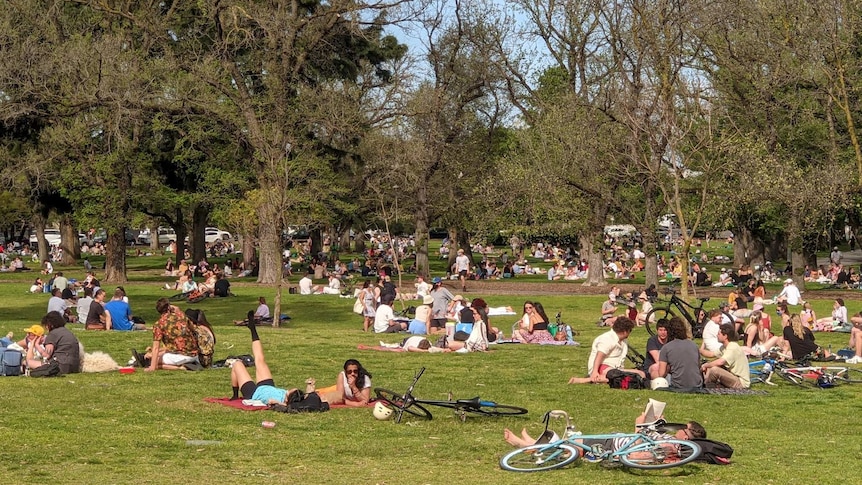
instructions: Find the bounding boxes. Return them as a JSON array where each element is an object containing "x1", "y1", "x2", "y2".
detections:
[
  {"x1": 250, "y1": 339, "x2": 273, "y2": 382},
  {"x1": 504, "y1": 428, "x2": 534, "y2": 448}
]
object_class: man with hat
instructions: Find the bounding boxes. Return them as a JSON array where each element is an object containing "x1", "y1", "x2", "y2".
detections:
[
  {"x1": 776, "y1": 278, "x2": 802, "y2": 306},
  {"x1": 429, "y1": 277, "x2": 454, "y2": 331}
]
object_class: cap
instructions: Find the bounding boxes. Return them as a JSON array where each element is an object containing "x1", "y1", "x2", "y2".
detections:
[
  {"x1": 24, "y1": 324, "x2": 44, "y2": 336},
  {"x1": 453, "y1": 295, "x2": 464, "y2": 302},
  {"x1": 422, "y1": 294, "x2": 434, "y2": 305},
  {"x1": 720, "y1": 268, "x2": 726, "y2": 272},
  {"x1": 784, "y1": 278, "x2": 793, "y2": 284},
  {"x1": 719, "y1": 302, "x2": 729, "y2": 308},
  {"x1": 432, "y1": 277, "x2": 442, "y2": 284}
]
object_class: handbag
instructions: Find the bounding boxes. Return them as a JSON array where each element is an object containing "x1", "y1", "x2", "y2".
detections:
[{"x1": 352, "y1": 298, "x2": 364, "y2": 315}]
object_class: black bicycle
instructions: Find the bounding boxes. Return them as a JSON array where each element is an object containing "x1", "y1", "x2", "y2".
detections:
[
  {"x1": 645, "y1": 287, "x2": 710, "y2": 338},
  {"x1": 374, "y1": 367, "x2": 528, "y2": 423}
]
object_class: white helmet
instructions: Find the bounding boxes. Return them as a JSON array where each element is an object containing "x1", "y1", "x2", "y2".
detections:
[
  {"x1": 373, "y1": 401, "x2": 394, "y2": 420},
  {"x1": 650, "y1": 377, "x2": 669, "y2": 390}
]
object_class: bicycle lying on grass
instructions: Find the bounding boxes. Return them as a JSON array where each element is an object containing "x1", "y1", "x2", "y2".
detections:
[
  {"x1": 373, "y1": 367, "x2": 528, "y2": 423},
  {"x1": 500, "y1": 410, "x2": 701, "y2": 472},
  {"x1": 645, "y1": 286, "x2": 710, "y2": 338},
  {"x1": 749, "y1": 352, "x2": 862, "y2": 388}
]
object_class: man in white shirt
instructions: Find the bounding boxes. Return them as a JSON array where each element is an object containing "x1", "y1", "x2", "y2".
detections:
[
  {"x1": 47, "y1": 288, "x2": 68, "y2": 316},
  {"x1": 569, "y1": 317, "x2": 641, "y2": 384},
  {"x1": 374, "y1": 295, "x2": 405, "y2": 333},
  {"x1": 699, "y1": 309, "x2": 723, "y2": 358},
  {"x1": 455, "y1": 249, "x2": 471, "y2": 292},
  {"x1": 298, "y1": 270, "x2": 318, "y2": 295},
  {"x1": 414, "y1": 275, "x2": 431, "y2": 300},
  {"x1": 776, "y1": 279, "x2": 801, "y2": 306}
]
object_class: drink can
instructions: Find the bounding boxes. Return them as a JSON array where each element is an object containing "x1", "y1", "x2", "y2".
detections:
[{"x1": 261, "y1": 421, "x2": 276, "y2": 428}]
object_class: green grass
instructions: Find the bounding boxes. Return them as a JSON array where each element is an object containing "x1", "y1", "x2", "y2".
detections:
[{"x1": 1, "y1": 253, "x2": 861, "y2": 483}]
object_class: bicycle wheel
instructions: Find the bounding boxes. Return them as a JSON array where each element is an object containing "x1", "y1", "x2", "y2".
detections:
[
  {"x1": 500, "y1": 443, "x2": 581, "y2": 472},
  {"x1": 463, "y1": 403, "x2": 529, "y2": 417},
  {"x1": 645, "y1": 307, "x2": 674, "y2": 336},
  {"x1": 832, "y1": 367, "x2": 862, "y2": 384},
  {"x1": 619, "y1": 439, "x2": 701, "y2": 470},
  {"x1": 776, "y1": 369, "x2": 814, "y2": 388},
  {"x1": 374, "y1": 388, "x2": 433, "y2": 421}
]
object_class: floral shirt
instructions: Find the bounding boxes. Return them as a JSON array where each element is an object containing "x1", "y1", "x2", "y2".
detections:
[{"x1": 153, "y1": 306, "x2": 198, "y2": 356}]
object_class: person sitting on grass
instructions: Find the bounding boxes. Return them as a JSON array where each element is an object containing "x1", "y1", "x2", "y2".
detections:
[
  {"x1": 31, "y1": 311, "x2": 81, "y2": 376},
  {"x1": 512, "y1": 301, "x2": 553, "y2": 344},
  {"x1": 701, "y1": 324, "x2": 750, "y2": 389},
  {"x1": 599, "y1": 288, "x2": 621, "y2": 327},
  {"x1": 143, "y1": 298, "x2": 200, "y2": 372},
  {"x1": 504, "y1": 411, "x2": 707, "y2": 454},
  {"x1": 104, "y1": 288, "x2": 146, "y2": 331},
  {"x1": 845, "y1": 314, "x2": 862, "y2": 364},
  {"x1": 782, "y1": 313, "x2": 834, "y2": 361},
  {"x1": 569, "y1": 317, "x2": 642, "y2": 384},
  {"x1": 374, "y1": 294, "x2": 406, "y2": 333},
  {"x1": 742, "y1": 310, "x2": 782, "y2": 357},
  {"x1": 306, "y1": 359, "x2": 373, "y2": 407}
]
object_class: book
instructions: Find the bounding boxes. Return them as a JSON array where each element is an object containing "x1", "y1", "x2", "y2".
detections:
[{"x1": 644, "y1": 398, "x2": 666, "y2": 423}]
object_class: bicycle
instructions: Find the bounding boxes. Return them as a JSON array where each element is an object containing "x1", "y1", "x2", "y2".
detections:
[
  {"x1": 500, "y1": 410, "x2": 701, "y2": 472},
  {"x1": 373, "y1": 367, "x2": 528, "y2": 423},
  {"x1": 749, "y1": 351, "x2": 862, "y2": 388},
  {"x1": 645, "y1": 286, "x2": 710, "y2": 338}
]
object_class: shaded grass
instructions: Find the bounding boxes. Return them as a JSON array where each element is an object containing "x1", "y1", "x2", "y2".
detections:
[{"x1": 1, "y1": 254, "x2": 861, "y2": 483}]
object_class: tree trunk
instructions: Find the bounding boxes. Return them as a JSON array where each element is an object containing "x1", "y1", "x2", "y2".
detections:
[
  {"x1": 59, "y1": 216, "x2": 79, "y2": 264},
  {"x1": 256, "y1": 199, "x2": 281, "y2": 284},
  {"x1": 414, "y1": 183, "x2": 430, "y2": 278},
  {"x1": 104, "y1": 229, "x2": 127, "y2": 283},
  {"x1": 172, "y1": 208, "x2": 186, "y2": 267},
  {"x1": 641, "y1": 230, "x2": 659, "y2": 289},
  {"x1": 353, "y1": 230, "x2": 366, "y2": 254},
  {"x1": 191, "y1": 205, "x2": 208, "y2": 263},
  {"x1": 580, "y1": 233, "x2": 607, "y2": 286},
  {"x1": 242, "y1": 233, "x2": 256, "y2": 268},
  {"x1": 33, "y1": 216, "x2": 48, "y2": 264},
  {"x1": 678, "y1": 239, "x2": 692, "y2": 299},
  {"x1": 310, "y1": 228, "x2": 323, "y2": 262}
]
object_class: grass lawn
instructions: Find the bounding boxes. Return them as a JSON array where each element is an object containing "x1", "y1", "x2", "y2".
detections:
[{"x1": 1, "y1": 252, "x2": 861, "y2": 484}]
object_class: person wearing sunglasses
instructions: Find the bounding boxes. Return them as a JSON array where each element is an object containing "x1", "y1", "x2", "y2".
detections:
[{"x1": 310, "y1": 359, "x2": 374, "y2": 407}]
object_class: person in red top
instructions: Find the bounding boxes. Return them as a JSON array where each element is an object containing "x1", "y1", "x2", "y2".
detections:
[{"x1": 144, "y1": 298, "x2": 199, "y2": 371}]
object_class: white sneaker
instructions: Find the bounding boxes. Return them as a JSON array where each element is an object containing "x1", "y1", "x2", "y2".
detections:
[{"x1": 846, "y1": 356, "x2": 862, "y2": 364}]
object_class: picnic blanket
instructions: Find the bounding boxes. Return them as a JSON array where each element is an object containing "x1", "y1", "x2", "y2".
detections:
[
  {"x1": 659, "y1": 387, "x2": 767, "y2": 395},
  {"x1": 204, "y1": 397, "x2": 375, "y2": 410},
  {"x1": 487, "y1": 309, "x2": 517, "y2": 316},
  {"x1": 357, "y1": 344, "x2": 406, "y2": 352}
]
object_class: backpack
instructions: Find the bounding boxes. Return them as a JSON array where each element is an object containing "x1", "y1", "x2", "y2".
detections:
[
  {"x1": 605, "y1": 369, "x2": 646, "y2": 390},
  {"x1": 1, "y1": 349, "x2": 23, "y2": 376},
  {"x1": 691, "y1": 438, "x2": 734, "y2": 465},
  {"x1": 271, "y1": 390, "x2": 330, "y2": 413}
]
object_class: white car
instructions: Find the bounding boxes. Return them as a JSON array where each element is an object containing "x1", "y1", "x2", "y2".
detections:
[
  {"x1": 205, "y1": 227, "x2": 232, "y2": 244},
  {"x1": 30, "y1": 229, "x2": 62, "y2": 247}
]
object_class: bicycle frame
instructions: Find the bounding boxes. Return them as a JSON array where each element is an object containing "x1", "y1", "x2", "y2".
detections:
[
  {"x1": 530, "y1": 430, "x2": 681, "y2": 464},
  {"x1": 646, "y1": 287, "x2": 709, "y2": 336}
]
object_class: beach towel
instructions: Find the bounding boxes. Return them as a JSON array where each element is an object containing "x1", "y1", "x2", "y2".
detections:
[{"x1": 204, "y1": 397, "x2": 375, "y2": 410}]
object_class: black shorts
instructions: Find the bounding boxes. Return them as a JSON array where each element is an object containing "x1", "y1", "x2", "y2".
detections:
[
  {"x1": 459, "y1": 270, "x2": 468, "y2": 278},
  {"x1": 380, "y1": 324, "x2": 401, "y2": 333},
  {"x1": 241, "y1": 378, "x2": 275, "y2": 400},
  {"x1": 430, "y1": 318, "x2": 446, "y2": 329}
]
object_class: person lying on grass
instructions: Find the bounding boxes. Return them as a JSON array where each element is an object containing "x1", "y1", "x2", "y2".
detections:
[
  {"x1": 305, "y1": 359, "x2": 373, "y2": 407},
  {"x1": 229, "y1": 319, "x2": 301, "y2": 404},
  {"x1": 504, "y1": 411, "x2": 707, "y2": 458}
]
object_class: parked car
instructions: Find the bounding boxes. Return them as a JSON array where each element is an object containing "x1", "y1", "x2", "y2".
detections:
[
  {"x1": 29, "y1": 229, "x2": 62, "y2": 247},
  {"x1": 205, "y1": 227, "x2": 232, "y2": 244},
  {"x1": 158, "y1": 227, "x2": 177, "y2": 245}
]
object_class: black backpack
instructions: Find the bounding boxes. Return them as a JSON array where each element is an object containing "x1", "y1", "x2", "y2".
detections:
[
  {"x1": 691, "y1": 438, "x2": 734, "y2": 465},
  {"x1": 605, "y1": 369, "x2": 646, "y2": 389}
]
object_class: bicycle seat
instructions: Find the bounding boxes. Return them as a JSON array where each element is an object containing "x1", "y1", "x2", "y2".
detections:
[
  {"x1": 698, "y1": 297, "x2": 710, "y2": 302},
  {"x1": 456, "y1": 397, "x2": 483, "y2": 407}
]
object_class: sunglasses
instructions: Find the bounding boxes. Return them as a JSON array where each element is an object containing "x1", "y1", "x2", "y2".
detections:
[
  {"x1": 346, "y1": 369, "x2": 359, "y2": 375},
  {"x1": 525, "y1": 306, "x2": 534, "y2": 309}
]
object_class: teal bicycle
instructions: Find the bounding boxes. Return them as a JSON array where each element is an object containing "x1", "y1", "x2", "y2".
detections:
[{"x1": 500, "y1": 411, "x2": 701, "y2": 472}]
